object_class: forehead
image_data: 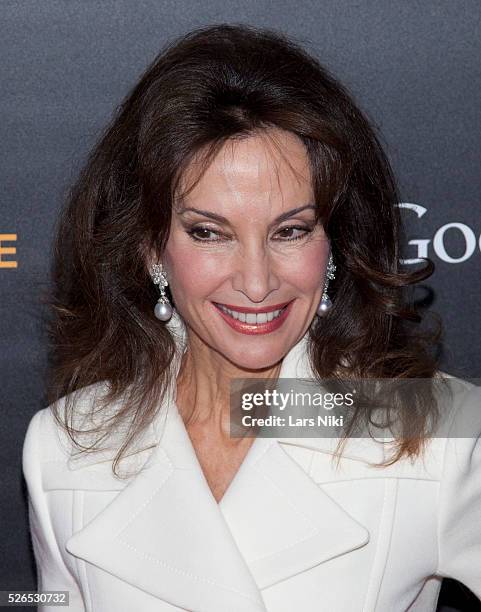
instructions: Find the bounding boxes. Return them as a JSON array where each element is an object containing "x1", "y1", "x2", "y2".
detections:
[{"x1": 176, "y1": 128, "x2": 313, "y2": 215}]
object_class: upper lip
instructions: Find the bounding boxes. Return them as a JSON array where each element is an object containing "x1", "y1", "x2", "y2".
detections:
[{"x1": 213, "y1": 300, "x2": 293, "y2": 314}]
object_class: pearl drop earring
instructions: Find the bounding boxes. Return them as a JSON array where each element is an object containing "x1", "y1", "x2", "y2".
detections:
[
  {"x1": 316, "y1": 252, "x2": 336, "y2": 317},
  {"x1": 151, "y1": 263, "x2": 173, "y2": 321}
]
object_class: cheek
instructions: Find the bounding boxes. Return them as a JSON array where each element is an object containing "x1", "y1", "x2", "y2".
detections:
[
  {"x1": 165, "y1": 246, "x2": 226, "y2": 299},
  {"x1": 286, "y1": 242, "x2": 330, "y2": 292}
]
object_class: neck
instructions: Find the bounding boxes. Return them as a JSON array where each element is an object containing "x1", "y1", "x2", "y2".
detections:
[{"x1": 175, "y1": 336, "x2": 282, "y2": 439}]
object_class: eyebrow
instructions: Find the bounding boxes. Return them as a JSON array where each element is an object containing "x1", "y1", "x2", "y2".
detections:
[{"x1": 176, "y1": 204, "x2": 317, "y2": 226}]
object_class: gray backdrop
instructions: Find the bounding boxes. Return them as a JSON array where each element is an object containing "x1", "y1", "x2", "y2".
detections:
[{"x1": 1, "y1": 1, "x2": 480, "y2": 610}]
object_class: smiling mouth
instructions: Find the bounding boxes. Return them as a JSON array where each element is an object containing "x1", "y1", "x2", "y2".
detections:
[{"x1": 212, "y1": 302, "x2": 290, "y2": 325}]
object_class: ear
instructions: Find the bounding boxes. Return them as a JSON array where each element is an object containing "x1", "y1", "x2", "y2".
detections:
[
  {"x1": 147, "y1": 250, "x2": 160, "y2": 272},
  {"x1": 140, "y1": 240, "x2": 161, "y2": 276}
]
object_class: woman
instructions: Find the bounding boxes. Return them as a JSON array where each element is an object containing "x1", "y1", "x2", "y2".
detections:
[{"x1": 23, "y1": 23, "x2": 481, "y2": 611}]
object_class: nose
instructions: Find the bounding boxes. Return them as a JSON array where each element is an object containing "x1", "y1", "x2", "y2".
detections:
[{"x1": 231, "y1": 247, "x2": 281, "y2": 304}]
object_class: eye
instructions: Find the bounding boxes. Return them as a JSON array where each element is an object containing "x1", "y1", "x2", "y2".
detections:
[
  {"x1": 274, "y1": 225, "x2": 311, "y2": 241},
  {"x1": 187, "y1": 226, "x2": 225, "y2": 242}
]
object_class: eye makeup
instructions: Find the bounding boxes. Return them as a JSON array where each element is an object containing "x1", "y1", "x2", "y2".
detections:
[{"x1": 184, "y1": 223, "x2": 314, "y2": 243}]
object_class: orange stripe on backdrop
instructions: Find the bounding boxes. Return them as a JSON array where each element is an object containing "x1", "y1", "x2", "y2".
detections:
[{"x1": 0, "y1": 234, "x2": 18, "y2": 268}]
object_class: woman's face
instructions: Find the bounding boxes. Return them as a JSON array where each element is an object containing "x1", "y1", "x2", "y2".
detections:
[{"x1": 161, "y1": 128, "x2": 330, "y2": 371}]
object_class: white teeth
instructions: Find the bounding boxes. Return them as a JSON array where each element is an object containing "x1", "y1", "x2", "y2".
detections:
[{"x1": 217, "y1": 304, "x2": 285, "y2": 324}]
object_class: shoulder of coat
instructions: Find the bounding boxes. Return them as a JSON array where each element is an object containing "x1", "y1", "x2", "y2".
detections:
[{"x1": 33, "y1": 381, "x2": 157, "y2": 476}]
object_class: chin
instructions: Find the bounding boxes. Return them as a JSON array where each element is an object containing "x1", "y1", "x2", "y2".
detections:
[{"x1": 218, "y1": 344, "x2": 284, "y2": 373}]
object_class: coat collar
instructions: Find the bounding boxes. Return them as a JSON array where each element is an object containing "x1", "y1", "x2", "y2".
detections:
[{"x1": 64, "y1": 312, "x2": 370, "y2": 611}]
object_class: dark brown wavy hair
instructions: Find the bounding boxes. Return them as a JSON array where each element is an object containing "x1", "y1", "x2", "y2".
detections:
[{"x1": 47, "y1": 23, "x2": 443, "y2": 476}]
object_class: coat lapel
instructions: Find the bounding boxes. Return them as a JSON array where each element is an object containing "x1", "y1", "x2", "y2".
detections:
[
  {"x1": 64, "y1": 314, "x2": 370, "y2": 610},
  {"x1": 66, "y1": 397, "x2": 267, "y2": 612},
  {"x1": 219, "y1": 437, "x2": 369, "y2": 589}
]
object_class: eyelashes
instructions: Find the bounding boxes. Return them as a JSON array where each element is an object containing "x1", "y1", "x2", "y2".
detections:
[{"x1": 186, "y1": 225, "x2": 313, "y2": 244}]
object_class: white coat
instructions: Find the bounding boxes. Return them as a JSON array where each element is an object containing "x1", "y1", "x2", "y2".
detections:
[{"x1": 23, "y1": 313, "x2": 481, "y2": 611}]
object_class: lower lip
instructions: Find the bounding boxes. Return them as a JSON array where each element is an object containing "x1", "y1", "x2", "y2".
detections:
[{"x1": 212, "y1": 301, "x2": 294, "y2": 335}]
